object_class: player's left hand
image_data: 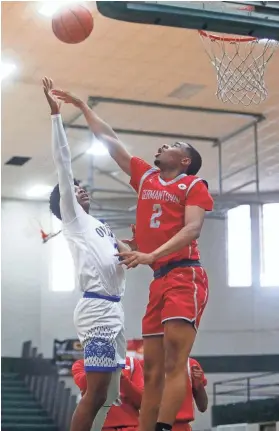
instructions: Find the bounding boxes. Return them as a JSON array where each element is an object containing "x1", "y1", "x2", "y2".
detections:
[
  {"x1": 116, "y1": 250, "x2": 155, "y2": 268},
  {"x1": 191, "y1": 365, "x2": 204, "y2": 388}
]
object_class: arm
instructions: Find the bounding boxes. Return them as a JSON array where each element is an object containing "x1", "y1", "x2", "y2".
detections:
[
  {"x1": 116, "y1": 180, "x2": 213, "y2": 267},
  {"x1": 192, "y1": 384, "x2": 208, "y2": 413},
  {"x1": 80, "y1": 104, "x2": 132, "y2": 176},
  {"x1": 42, "y1": 77, "x2": 85, "y2": 228},
  {"x1": 51, "y1": 90, "x2": 132, "y2": 176},
  {"x1": 191, "y1": 360, "x2": 208, "y2": 413},
  {"x1": 51, "y1": 114, "x2": 85, "y2": 226},
  {"x1": 121, "y1": 359, "x2": 144, "y2": 409},
  {"x1": 116, "y1": 207, "x2": 207, "y2": 267},
  {"x1": 152, "y1": 205, "x2": 205, "y2": 261},
  {"x1": 152, "y1": 180, "x2": 213, "y2": 260}
]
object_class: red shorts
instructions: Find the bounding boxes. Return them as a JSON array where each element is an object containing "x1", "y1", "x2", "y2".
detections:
[{"x1": 142, "y1": 266, "x2": 208, "y2": 336}]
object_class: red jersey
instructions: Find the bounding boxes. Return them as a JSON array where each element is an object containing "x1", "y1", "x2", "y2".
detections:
[
  {"x1": 176, "y1": 358, "x2": 207, "y2": 422},
  {"x1": 130, "y1": 157, "x2": 214, "y2": 270},
  {"x1": 72, "y1": 357, "x2": 143, "y2": 428}
]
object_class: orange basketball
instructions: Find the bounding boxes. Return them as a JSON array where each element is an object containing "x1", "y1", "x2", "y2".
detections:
[{"x1": 52, "y1": 5, "x2": 93, "y2": 44}]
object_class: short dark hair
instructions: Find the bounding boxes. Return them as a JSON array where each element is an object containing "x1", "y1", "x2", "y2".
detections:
[
  {"x1": 186, "y1": 144, "x2": 202, "y2": 175},
  {"x1": 49, "y1": 179, "x2": 80, "y2": 220}
]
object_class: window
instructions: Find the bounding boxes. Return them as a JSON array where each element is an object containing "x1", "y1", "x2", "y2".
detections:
[
  {"x1": 261, "y1": 203, "x2": 279, "y2": 287},
  {"x1": 227, "y1": 205, "x2": 252, "y2": 287},
  {"x1": 50, "y1": 216, "x2": 75, "y2": 292}
]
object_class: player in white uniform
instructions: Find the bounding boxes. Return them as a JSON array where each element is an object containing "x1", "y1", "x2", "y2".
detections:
[{"x1": 43, "y1": 77, "x2": 128, "y2": 431}]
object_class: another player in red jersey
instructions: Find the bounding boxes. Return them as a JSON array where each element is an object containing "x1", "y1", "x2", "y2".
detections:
[
  {"x1": 72, "y1": 356, "x2": 144, "y2": 431},
  {"x1": 51, "y1": 89, "x2": 213, "y2": 431}
]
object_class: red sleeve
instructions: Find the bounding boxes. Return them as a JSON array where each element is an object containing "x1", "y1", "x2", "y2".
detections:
[
  {"x1": 130, "y1": 157, "x2": 152, "y2": 193},
  {"x1": 72, "y1": 360, "x2": 87, "y2": 392},
  {"x1": 190, "y1": 358, "x2": 207, "y2": 386},
  {"x1": 121, "y1": 358, "x2": 144, "y2": 409},
  {"x1": 186, "y1": 179, "x2": 214, "y2": 212}
]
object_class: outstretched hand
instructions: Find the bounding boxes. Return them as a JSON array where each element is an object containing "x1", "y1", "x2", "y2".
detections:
[
  {"x1": 42, "y1": 77, "x2": 61, "y2": 115},
  {"x1": 115, "y1": 250, "x2": 155, "y2": 269},
  {"x1": 51, "y1": 89, "x2": 84, "y2": 108}
]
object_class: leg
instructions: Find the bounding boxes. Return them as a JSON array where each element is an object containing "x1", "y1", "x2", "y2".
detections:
[
  {"x1": 139, "y1": 336, "x2": 164, "y2": 431},
  {"x1": 139, "y1": 277, "x2": 165, "y2": 431},
  {"x1": 73, "y1": 298, "x2": 123, "y2": 431},
  {"x1": 71, "y1": 370, "x2": 112, "y2": 431},
  {"x1": 90, "y1": 369, "x2": 121, "y2": 431},
  {"x1": 157, "y1": 320, "x2": 196, "y2": 425},
  {"x1": 157, "y1": 267, "x2": 209, "y2": 427}
]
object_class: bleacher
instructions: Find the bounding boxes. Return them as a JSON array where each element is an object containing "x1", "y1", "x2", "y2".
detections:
[
  {"x1": 1, "y1": 372, "x2": 57, "y2": 431},
  {"x1": 1, "y1": 341, "x2": 77, "y2": 431},
  {"x1": 212, "y1": 372, "x2": 279, "y2": 426}
]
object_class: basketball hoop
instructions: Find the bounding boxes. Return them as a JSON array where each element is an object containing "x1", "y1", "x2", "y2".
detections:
[{"x1": 199, "y1": 30, "x2": 278, "y2": 105}]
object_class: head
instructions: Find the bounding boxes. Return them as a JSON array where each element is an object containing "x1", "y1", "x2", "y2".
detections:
[
  {"x1": 49, "y1": 179, "x2": 90, "y2": 220},
  {"x1": 154, "y1": 142, "x2": 202, "y2": 175}
]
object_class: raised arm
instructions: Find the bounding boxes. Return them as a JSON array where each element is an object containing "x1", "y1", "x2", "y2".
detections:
[
  {"x1": 51, "y1": 89, "x2": 132, "y2": 176},
  {"x1": 43, "y1": 78, "x2": 85, "y2": 227}
]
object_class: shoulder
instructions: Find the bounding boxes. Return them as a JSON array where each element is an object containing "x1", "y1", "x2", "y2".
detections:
[
  {"x1": 131, "y1": 157, "x2": 153, "y2": 173},
  {"x1": 184, "y1": 176, "x2": 208, "y2": 191}
]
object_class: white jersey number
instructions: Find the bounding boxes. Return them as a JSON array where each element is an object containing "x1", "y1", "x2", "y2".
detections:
[{"x1": 150, "y1": 204, "x2": 162, "y2": 228}]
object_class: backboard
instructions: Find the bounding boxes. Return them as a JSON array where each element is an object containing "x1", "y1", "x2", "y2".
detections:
[{"x1": 97, "y1": 1, "x2": 279, "y2": 40}]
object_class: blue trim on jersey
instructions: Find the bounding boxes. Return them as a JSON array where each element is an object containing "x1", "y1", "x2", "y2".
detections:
[{"x1": 83, "y1": 291, "x2": 121, "y2": 302}]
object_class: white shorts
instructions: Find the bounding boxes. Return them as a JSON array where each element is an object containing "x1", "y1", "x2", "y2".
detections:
[{"x1": 74, "y1": 295, "x2": 126, "y2": 372}]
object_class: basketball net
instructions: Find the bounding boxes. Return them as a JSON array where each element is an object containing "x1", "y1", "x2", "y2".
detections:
[{"x1": 199, "y1": 18, "x2": 278, "y2": 105}]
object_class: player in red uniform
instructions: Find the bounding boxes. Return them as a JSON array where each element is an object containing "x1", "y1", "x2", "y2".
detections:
[
  {"x1": 51, "y1": 89, "x2": 214, "y2": 431},
  {"x1": 72, "y1": 356, "x2": 144, "y2": 431}
]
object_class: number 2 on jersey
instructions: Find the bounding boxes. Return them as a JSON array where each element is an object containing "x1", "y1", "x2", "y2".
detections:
[{"x1": 150, "y1": 204, "x2": 162, "y2": 228}]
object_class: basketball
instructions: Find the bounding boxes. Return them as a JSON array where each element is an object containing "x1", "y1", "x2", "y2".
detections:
[{"x1": 52, "y1": 5, "x2": 93, "y2": 44}]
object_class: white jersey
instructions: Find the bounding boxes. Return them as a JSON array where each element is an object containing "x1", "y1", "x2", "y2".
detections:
[{"x1": 51, "y1": 114, "x2": 125, "y2": 297}]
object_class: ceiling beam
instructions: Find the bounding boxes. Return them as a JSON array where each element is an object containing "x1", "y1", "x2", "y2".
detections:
[
  {"x1": 65, "y1": 124, "x2": 217, "y2": 143},
  {"x1": 87, "y1": 96, "x2": 264, "y2": 120}
]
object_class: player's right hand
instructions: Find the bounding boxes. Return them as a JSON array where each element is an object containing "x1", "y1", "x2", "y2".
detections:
[
  {"x1": 42, "y1": 77, "x2": 61, "y2": 115},
  {"x1": 51, "y1": 89, "x2": 84, "y2": 108},
  {"x1": 121, "y1": 224, "x2": 137, "y2": 251}
]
